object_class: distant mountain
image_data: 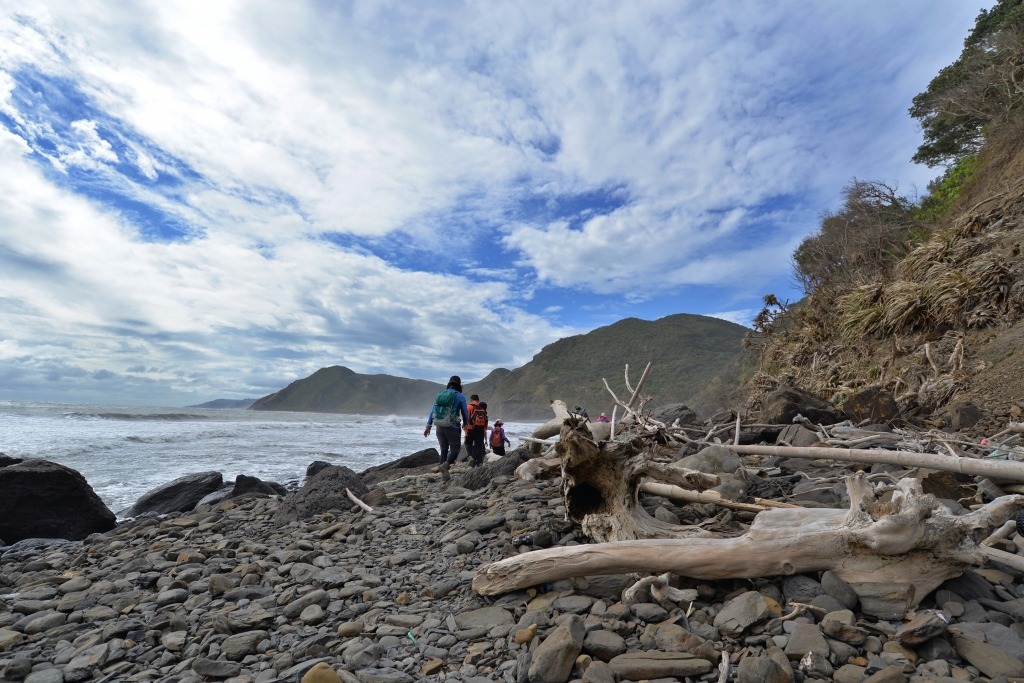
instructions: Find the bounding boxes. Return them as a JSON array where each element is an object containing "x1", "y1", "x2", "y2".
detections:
[
  {"x1": 186, "y1": 398, "x2": 257, "y2": 409},
  {"x1": 249, "y1": 313, "x2": 753, "y2": 420},
  {"x1": 249, "y1": 366, "x2": 442, "y2": 416},
  {"x1": 468, "y1": 313, "x2": 753, "y2": 420}
]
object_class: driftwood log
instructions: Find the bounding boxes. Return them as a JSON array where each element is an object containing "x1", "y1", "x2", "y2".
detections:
[
  {"x1": 555, "y1": 417, "x2": 720, "y2": 542},
  {"x1": 473, "y1": 419, "x2": 1024, "y2": 600}
]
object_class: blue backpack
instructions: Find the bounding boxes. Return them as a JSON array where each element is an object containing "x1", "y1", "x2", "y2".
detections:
[{"x1": 432, "y1": 389, "x2": 459, "y2": 427}]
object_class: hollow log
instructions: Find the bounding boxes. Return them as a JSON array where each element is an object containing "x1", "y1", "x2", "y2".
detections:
[
  {"x1": 473, "y1": 473, "x2": 1024, "y2": 599},
  {"x1": 556, "y1": 417, "x2": 720, "y2": 542}
]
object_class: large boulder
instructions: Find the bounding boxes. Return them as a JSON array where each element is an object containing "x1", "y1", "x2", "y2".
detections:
[
  {"x1": 650, "y1": 403, "x2": 699, "y2": 425},
  {"x1": 275, "y1": 466, "x2": 369, "y2": 523},
  {"x1": 360, "y1": 448, "x2": 441, "y2": 486},
  {"x1": 841, "y1": 387, "x2": 899, "y2": 424},
  {"x1": 123, "y1": 471, "x2": 223, "y2": 517},
  {"x1": 231, "y1": 475, "x2": 287, "y2": 499},
  {"x1": 0, "y1": 459, "x2": 116, "y2": 543},
  {"x1": 0, "y1": 454, "x2": 24, "y2": 468},
  {"x1": 453, "y1": 445, "x2": 531, "y2": 490},
  {"x1": 760, "y1": 387, "x2": 843, "y2": 425}
]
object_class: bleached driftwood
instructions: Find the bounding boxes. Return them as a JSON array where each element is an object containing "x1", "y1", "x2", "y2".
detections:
[
  {"x1": 555, "y1": 417, "x2": 720, "y2": 542},
  {"x1": 532, "y1": 400, "x2": 572, "y2": 440},
  {"x1": 346, "y1": 488, "x2": 373, "y2": 513},
  {"x1": 473, "y1": 472, "x2": 1024, "y2": 600},
  {"x1": 639, "y1": 481, "x2": 802, "y2": 512},
  {"x1": 727, "y1": 444, "x2": 1024, "y2": 483}
]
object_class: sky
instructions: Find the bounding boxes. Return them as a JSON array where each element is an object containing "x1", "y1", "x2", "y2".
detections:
[{"x1": 0, "y1": 0, "x2": 983, "y2": 405}]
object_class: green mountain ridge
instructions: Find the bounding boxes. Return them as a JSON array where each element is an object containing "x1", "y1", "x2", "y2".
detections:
[{"x1": 250, "y1": 313, "x2": 754, "y2": 420}]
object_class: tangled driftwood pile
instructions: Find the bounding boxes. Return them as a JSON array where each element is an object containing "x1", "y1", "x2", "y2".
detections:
[{"x1": 476, "y1": 364, "x2": 1024, "y2": 600}]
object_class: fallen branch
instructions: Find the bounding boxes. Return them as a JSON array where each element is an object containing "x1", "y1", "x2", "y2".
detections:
[
  {"x1": 727, "y1": 443, "x2": 1024, "y2": 482},
  {"x1": 640, "y1": 482, "x2": 777, "y2": 514},
  {"x1": 346, "y1": 488, "x2": 373, "y2": 513},
  {"x1": 472, "y1": 473, "x2": 1024, "y2": 599}
]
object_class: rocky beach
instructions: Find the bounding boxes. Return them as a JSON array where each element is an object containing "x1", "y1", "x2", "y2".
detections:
[{"x1": 6, "y1": 391, "x2": 1024, "y2": 683}]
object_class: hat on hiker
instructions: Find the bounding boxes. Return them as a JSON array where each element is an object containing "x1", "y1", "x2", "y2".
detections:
[
  {"x1": 447, "y1": 375, "x2": 463, "y2": 391},
  {"x1": 495, "y1": 420, "x2": 503, "y2": 426}
]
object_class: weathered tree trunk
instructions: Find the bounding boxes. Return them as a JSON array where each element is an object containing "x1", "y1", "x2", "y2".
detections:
[
  {"x1": 555, "y1": 417, "x2": 720, "y2": 542},
  {"x1": 476, "y1": 420, "x2": 1024, "y2": 600},
  {"x1": 473, "y1": 472, "x2": 1024, "y2": 600}
]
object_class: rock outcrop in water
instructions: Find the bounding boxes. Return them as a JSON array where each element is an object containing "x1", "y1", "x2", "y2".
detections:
[
  {"x1": 0, "y1": 460, "x2": 116, "y2": 544},
  {"x1": 122, "y1": 472, "x2": 225, "y2": 518}
]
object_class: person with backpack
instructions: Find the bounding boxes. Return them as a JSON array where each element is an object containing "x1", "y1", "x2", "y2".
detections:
[
  {"x1": 424, "y1": 376, "x2": 470, "y2": 478},
  {"x1": 465, "y1": 400, "x2": 489, "y2": 467},
  {"x1": 489, "y1": 419, "x2": 510, "y2": 456}
]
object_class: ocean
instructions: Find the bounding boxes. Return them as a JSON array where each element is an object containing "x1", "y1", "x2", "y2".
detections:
[{"x1": 0, "y1": 401, "x2": 539, "y2": 515}]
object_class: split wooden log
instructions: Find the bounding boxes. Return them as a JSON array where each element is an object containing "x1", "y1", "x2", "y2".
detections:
[
  {"x1": 473, "y1": 472, "x2": 1024, "y2": 600},
  {"x1": 727, "y1": 444, "x2": 1024, "y2": 483},
  {"x1": 555, "y1": 417, "x2": 721, "y2": 542}
]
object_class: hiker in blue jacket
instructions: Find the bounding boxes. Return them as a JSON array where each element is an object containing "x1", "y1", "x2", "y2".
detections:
[{"x1": 424, "y1": 375, "x2": 470, "y2": 478}]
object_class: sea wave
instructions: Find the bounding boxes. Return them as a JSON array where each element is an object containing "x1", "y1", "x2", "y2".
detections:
[{"x1": 65, "y1": 412, "x2": 210, "y2": 421}]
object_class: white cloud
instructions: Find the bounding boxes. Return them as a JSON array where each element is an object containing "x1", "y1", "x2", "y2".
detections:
[
  {"x1": 708, "y1": 310, "x2": 757, "y2": 327},
  {"x1": 0, "y1": 0, "x2": 981, "y2": 403}
]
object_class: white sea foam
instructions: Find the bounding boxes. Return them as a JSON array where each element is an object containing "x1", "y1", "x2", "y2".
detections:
[{"x1": 0, "y1": 401, "x2": 538, "y2": 513}]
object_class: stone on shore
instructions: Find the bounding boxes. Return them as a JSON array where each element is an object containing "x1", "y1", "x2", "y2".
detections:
[
  {"x1": 607, "y1": 652, "x2": 713, "y2": 679},
  {"x1": 122, "y1": 471, "x2": 224, "y2": 517},
  {"x1": 528, "y1": 614, "x2": 584, "y2": 683},
  {"x1": 275, "y1": 465, "x2": 369, "y2": 523},
  {"x1": 0, "y1": 459, "x2": 116, "y2": 543}
]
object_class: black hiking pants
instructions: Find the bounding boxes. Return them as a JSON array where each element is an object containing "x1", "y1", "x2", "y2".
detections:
[
  {"x1": 436, "y1": 426, "x2": 462, "y2": 465},
  {"x1": 466, "y1": 427, "x2": 486, "y2": 465}
]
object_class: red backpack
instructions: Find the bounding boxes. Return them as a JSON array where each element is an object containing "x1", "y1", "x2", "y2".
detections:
[
  {"x1": 470, "y1": 404, "x2": 488, "y2": 428},
  {"x1": 490, "y1": 428, "x2": 504, "y2": 446}
]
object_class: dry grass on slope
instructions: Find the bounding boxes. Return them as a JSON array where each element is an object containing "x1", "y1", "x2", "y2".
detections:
[{"x1": 749, "y1": 137, "x2": 1024, "y2": 423}]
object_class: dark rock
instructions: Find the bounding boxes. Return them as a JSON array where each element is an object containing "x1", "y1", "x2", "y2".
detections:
[
  {"x1": 631, "y1": 603, "x2": 668, "y2": 622},
  {"x1": 842, "y1": 387, "x2": 899, "y2": 424},
  {"x1": 776, "y1": 424, "x2": 820, "y2": 447},
  {"x1": 737, "y1": 656, "x2": 787, "y2": 683},
  {"x1": 583, "y1": 576, "x2": 631, "y2": 600},
  {"x1": 949, "y1": 402, "x2": 982, "y2": 430},
  {"x1": 897, "y1": 610, "x2": 949, "y2": 646},
  {"x1": 123, "y1": 471, "x2": 223, "y2": 517},
  {"x1": 953, "y1": 635, "x2": 1024, "y2": 678},
  {"x1": 809, "y1": 594, "x2": 846, "y2": 615},
  {"x1": 784, "y1": 623, "x2": 829, "y2": 660},
  {"x1": 0, "y1": 459, "x2": 116, "y2": 543},
  {"x1": 761, "y1": 386, "x2": 843, "y2": 425},
  {"x1": 939, "y1": 569, "x2": 997, "y2": 602},
  {"x1": 275, "y1": 465, "x2": 369, "y2": 523},
  {"x1": 196, "y1": 486, "x2": 233, "y2": 507},
  {"x1": 850, "y1": 582, "x2": 914, "y2": 620},
  {"x1": 607, "y1": 652, "x2": 712, "y2": 680},
  {"x1": 360, "y1": 448, "x2": 440, "y2": 485},
  {"x1": 528, "y1": 614, "x2": 584, "y2": 683},
  {"x1": 782, "y1": 575, "x2": 824, "y2": 604},
  {"x1": 915, "y1": 635, "x2": 958, "y2": 663},
  {"x1": 714, "y1": 591, "x2": 769, "y2": 637},
  {"x1": 581, "y1": 661, "x2": 615, "y2": 683},
  {"x1": 466, "y1": 515, "x2": 506, "y2": 532},
  {"x1": 821, "y1": 571, "x2": 858, "y2": 610},
  {"x1": 231, "y1": 474, "x2": 286, "y2": 498},
  {"x1": 192, "y1": 658, "x2": 242, "y2": 678},
  {"x1": 650, "y1": 404, "x2": 699, "y2": 425},
  {"x1": 306, "y1": 461, "x2": 333, "y2": 479},
  {"x1": 453, "y1": 446, "x2": 531, "y2": 490},
  {"x1": 583, "y1": 630, "x2": 627, "y2": 661},
  {"x1": 0, "y1": 454, "x2": 24, "y2": 468}
]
